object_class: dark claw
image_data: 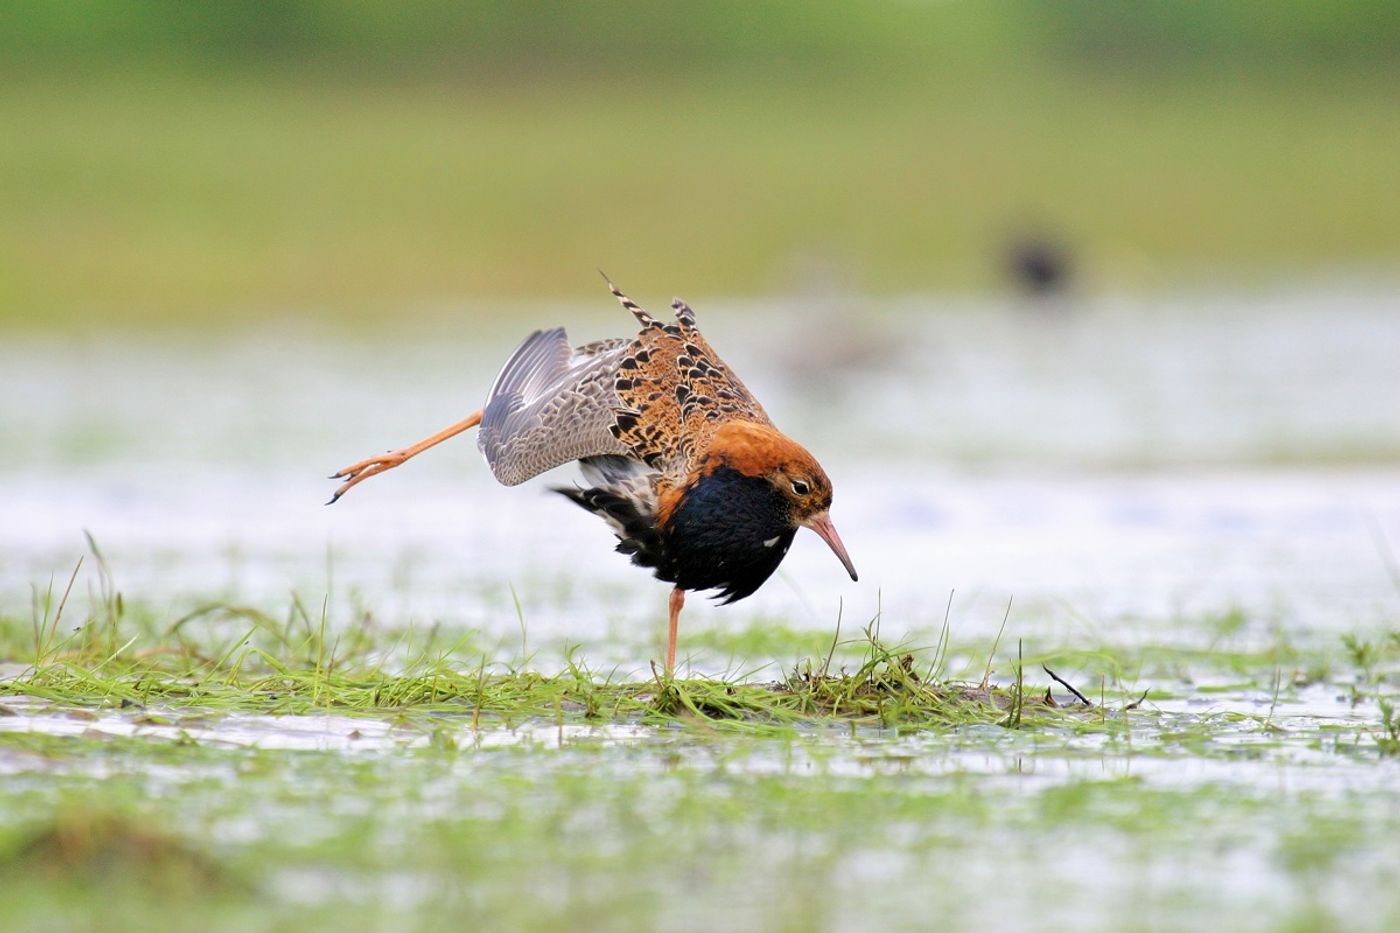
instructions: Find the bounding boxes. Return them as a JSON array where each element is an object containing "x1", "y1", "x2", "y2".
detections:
[{"x1": 326, "y1": 492, "x2": 342, "y2": 506}]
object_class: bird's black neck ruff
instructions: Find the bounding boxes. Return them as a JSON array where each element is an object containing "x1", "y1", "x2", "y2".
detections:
[{"x1": 556, "y1": 466, "x2": 796, "y2": 604}]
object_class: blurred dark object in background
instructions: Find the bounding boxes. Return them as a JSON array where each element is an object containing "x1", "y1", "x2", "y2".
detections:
[{"x1": 1005, "y1": 235, "x2": 1072, "y2": 298}]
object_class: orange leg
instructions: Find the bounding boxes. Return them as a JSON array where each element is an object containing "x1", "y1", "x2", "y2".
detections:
[
  {"x1": 667, "y1": 586, "x2": 685, "y2": 674},
  {"x1": 327, "y1": 409, "x2": 483, "y2": 504}
]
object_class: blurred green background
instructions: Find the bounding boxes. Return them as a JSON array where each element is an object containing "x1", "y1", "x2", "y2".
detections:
[{"x1": 4, "y1": 1, "x2": 1398, "y2": 329}]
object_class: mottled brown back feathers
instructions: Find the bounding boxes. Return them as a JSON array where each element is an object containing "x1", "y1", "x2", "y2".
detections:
[
  {"x1": 604, "y1": 283, "x2": 771, "y2": 480},
  {"x1": 482, "y1": 278, "x2": 803, "y2": 499}
]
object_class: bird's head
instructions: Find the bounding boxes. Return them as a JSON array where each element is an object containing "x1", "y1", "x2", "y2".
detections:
[{"x1": 701, "y1": 421, "x2": 858, "y2": 582}]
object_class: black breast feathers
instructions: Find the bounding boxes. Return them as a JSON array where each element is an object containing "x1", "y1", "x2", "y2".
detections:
[{"x1": 556, "y1": 465, "x2": 796, "y2": 604}]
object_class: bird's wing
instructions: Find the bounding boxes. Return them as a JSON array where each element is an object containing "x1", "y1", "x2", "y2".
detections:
[
  {"x1": 478, "y1": 329, "x2": 632, "y2": 486},
  {"x1": 610, "y1": 297, "x2": 772, "y2": 479}
]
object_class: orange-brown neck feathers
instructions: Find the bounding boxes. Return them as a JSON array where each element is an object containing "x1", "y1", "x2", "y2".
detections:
[
  {"x1": 655, "y1": 419, "x2": 835, "y2": 532},
  {"x1": 701, "y1": 421, "x2": 827, "y2": 484}
]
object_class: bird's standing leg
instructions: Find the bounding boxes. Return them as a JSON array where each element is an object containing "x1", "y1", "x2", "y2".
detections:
[
  {"x1": 667, "y1": 586, "x2": 685, "y2": 674},
  {"x1": 327, "y1": 409, "x2": 483, "y2": 504}
]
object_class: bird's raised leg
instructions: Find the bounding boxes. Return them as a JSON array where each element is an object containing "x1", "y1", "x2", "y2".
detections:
[
  {"x1": 327, "y1": 409, "x2": 483, "y2": 504},
  {"x1": 667, "y1": 586, "x2": 685, "y2": 673}
]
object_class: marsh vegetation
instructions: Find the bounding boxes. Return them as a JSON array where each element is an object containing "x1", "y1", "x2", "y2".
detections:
[{"x1": 5, "y1": 6, "x2": 1399, "y2": 929}]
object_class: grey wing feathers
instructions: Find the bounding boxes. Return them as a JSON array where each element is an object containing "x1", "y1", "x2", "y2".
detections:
[{"x1": 478, "y1": 329, "x2": 632, "y2": 486}]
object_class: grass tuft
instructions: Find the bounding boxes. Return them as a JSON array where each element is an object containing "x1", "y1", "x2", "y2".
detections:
[{"x1": 0, "y1": 595, "x2": 1082, "y2": 732}]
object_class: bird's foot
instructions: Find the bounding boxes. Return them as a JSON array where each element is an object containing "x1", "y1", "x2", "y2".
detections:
[
  {"x1": 325, "y1": 409, "x2": 485, "y2": 505},
  {"x1": 326, "y1": 449, "x2": 410, "y2": 504}
]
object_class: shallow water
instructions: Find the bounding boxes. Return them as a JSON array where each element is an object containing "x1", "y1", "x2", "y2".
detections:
[
  {"x1": 3, "y1": 285, "x2": 1400, "y2": 930},
  {"x1": 0, "y1": 686, "x2": 1389, "y2": 792},
  {"x1": 1, "y1": 682, "x2": 1396, "y2": 931}
]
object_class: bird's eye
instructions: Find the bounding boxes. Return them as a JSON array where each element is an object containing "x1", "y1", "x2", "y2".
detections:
[{"x1": 790, "y1": 480, "x2": 810, "y2": 496}]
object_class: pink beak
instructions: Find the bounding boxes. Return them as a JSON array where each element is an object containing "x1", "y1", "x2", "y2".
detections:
[{"x1": 803, "y1": 512, "x2": 858, "y2": 581}]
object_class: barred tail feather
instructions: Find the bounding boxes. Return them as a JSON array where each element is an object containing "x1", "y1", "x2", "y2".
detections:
[
  {"x1": 599, "y1": 270, "x2": 656, "y2": 327},
  {"x1": 671, "y1": 298, "x2": 696, "y2": 328}
]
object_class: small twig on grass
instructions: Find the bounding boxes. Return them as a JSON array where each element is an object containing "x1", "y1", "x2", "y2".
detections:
[
  {"x1": 1042, "y1": 665, "x2": 1091, "y2": 706},
  {"x1": 649, "y1": 659, "x2": 668, "y2": 693},
  {"x1": 1125, "y1": 687, "x2": 1151, "y2": 710}
]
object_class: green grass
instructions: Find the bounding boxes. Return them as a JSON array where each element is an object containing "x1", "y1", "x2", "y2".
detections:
[
  {"x1": 5, "y1": 565, "x2": 1060, "y2": 732},
  {"x1": 5, "y1": 551, "x2": 1395, "y2": 736},
  {"x1": 2, "y1": 561, "x2": 1399, "y2": 931},
  {"x1": 4, "y1": 65, "x2": 1398, "y2": 330}
]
